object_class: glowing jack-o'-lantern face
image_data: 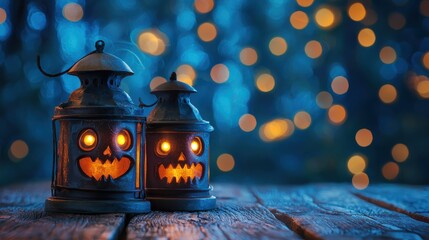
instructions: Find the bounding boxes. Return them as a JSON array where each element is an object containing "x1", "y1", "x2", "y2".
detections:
[
  {"x1": 77, "y1": 128, "x2": 133, "y2": 181},
  {"x1": 155, "y1": 136, "x2": 205, "y2": 184}
]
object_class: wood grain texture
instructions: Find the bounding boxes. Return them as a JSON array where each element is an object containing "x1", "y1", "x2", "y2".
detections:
[
  {"x1": 126, "y1": 184, "x2": 300, "y2": 240},
  {"x1": 355, "y1": 184, "x2": 429, "y2": 223},
  {"x1": 0, "y1": 182, "x2": 126, "y2": 240},
  {"x1": 253, "y1": 184, "x2": 429, "y2": 240}
]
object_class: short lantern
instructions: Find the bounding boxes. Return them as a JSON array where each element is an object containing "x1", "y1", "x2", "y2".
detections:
[
  {"x1": 145, "y1": 72, "x2": 216, "y2": 211},
  {"x1": 42, "y1": 40, "x2": 150, "y2": 213}
]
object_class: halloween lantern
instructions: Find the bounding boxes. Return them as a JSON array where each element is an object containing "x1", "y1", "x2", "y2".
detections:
[
  {"x1": 41, "y1": 40, "x2": 150, "y2": 213},
  {"x1": 145, "y1": 72, "x2": 216, "y2": 211}
]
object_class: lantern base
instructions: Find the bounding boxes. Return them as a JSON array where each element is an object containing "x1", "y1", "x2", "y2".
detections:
[
  {"x1": 147, "y1": 196, "x2": 216, "y2": 211},
  {"x1": 44, "y1": 197, "x2": 151, "y2": 214}
]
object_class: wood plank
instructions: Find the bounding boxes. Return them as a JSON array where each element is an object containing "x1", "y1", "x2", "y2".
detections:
[
  {"x1": 126, "y1": 184, "x2": 300, "y2": 239},
  {"x1": 253, "y1": 184, "x2": 429, "y2": 240},
  {"x1": 355, "y1": 184, "x2": 429, "y2": 223},
  {"x1": 0, "y1": 182, "x2": 125, "y2": 240}
]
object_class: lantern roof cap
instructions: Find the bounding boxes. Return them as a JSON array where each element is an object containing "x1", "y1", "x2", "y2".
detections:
[
  {"x1": 151, "y1": 72, "x2": 197, "y2": 93},
  {"x1": 68, "y1": 40, "x2": 133, "y2": 76}
]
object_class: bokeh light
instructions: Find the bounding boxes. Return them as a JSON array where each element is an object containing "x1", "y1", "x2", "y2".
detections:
[
  {"x1": 62, "y1": 3, "x2": 83, "y2": 22},
  {"x1": 328, "y1": 104, "x2": 347, "y2": 125},
  {"x1": 269, "y1": 37, "x2": 288, "y2": 56},
  {"x1": 388, "y1": 12, "x2": 406, "y2": 30},
  {"x1": 358, "y1": 28, "x2": 376, "y2": 47},
  {"x1": 176, "y1": 64, "x2": 196, "y2": 86},
  {"x1": 259, "y1": 119, "x2": 294, "y2": 142},
  {"x1": 378, "y1": 84, "x2": 397, "y2": 104},
  {"x1": 293, "y1": 111, "x2": 312, "y2": 130},
  {"x1": 421, "y1": 0, "x2": 429, "y2": 17},
  {"x1": 347, "y1": 154, "x2": 366, "y2": 174},
  {"x1": 305, "y1": 40, "x2": 322, "y2": 59},
  {"x1": 150, "y1": 76, "x2": 167, "y2": 91},
  {"x1": 296, "y1": 0, "x2": 314, "y2": 7},
  {"x1": 210, "y1": 64, "x2": 230, "y2": 84},
  {"x1": 331, "y1": 76, "x2": 349, "y2": 95},
  {"x1": 197, "y1": 22, "x2": 217, "y2": 42},
  {"x1": 379, "y1": 46, "x2": 397, "y2": 64},
  {"x1": 382, "y1": 162, "x2": 399, "y2": 180},
  {"x1": 416, "y1": 80, "x2": 429, "y2": 98},
  {"x1": 217, "y1": 153, "x2": 235, "y2": 172},
  {"x1": 290, "y1": 11, "x2": 309, "y2": 30},
  {"x1": 355, "y1": 128, "x2": 373, "y2": 147},
  {"x1": 9, "y1": 140, "x2": 29, "y2": 161},
  {"x1": 239, "y1": 114, "x2": 257, "y2": 132},
  {"x1": 391, "y1": 143, "x2": 409, "y2": 163},
  {"x1": 316, "y1": 91, "x2": 333, "y2": 109},
  {"x1": 423, "y1": 52, "x2": 429, "y2": 70},
  {"x1": 256, "y1": 73, "x2": 275, "y2": 92},
  {"x1": 194, "y1": 0, "x2": 214, "y2": 14},
  {"x1": 352, "y1": 172, "x2": 369, "y2": 190},
  {"x1": 348, "y1": 2, "x2": 366, "y2": 22},
  {"x1": 314, "y1": 7, "x2": 336, "y2": 29},
  {"x1": 240, "y1": 47, "x2": 258, "y2": 66},
  {"x1": 0, "y1": 8, "x2": 7, "y2": 24},
  {"x1": 137, "y1": 30, "x2": 168, "y2": 56}
]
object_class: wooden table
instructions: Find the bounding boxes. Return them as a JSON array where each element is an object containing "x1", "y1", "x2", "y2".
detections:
[{"x1": 1, "y1": 182, "x2": 428, "y2": 239}]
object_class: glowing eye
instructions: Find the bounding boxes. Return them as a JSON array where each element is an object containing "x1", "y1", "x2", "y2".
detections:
[
  {"x1": 117, "y1": 129, "x2": 132, "y2": 150},
  {"x1": 190, "y1": 137, "x2": 203, "y2": 155},
  {"x1": 79, "y1": 129, "x2": 97, "y2": 151},
  {"x1": 156, "y1": 140, "x2": 171, "y2": 156}
]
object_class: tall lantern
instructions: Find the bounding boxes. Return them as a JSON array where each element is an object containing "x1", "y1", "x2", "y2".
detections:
[
  {"x1": 145, "y1": 72, "x2": 216, "y2": 211},
  {"x1": 42, "y1": 40, "x2": 150, "y2": 213}
]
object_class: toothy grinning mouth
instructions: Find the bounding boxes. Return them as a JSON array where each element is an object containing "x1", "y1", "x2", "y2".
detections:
[
  {"x1": 158, "y1": 163, "x2": 203, "y2": 184},
  {"x1": 79, "y1": 157, "x2": 131, "y2": 181}
]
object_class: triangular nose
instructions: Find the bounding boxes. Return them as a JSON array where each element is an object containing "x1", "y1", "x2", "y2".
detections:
[
  {"x1": 103, "y1": 146, "x2": 112, "y2": 156},
  {"x1": 178, "y1": 152, "x2": 186, "y2": 161}
]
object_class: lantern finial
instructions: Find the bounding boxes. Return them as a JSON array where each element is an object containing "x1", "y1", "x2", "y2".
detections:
[
  {"x1": 95, "y1": 40, "x2": 105, "y2": 53},
  {"x1": 170, "y1": 72, "x2": 177, "y2": 81}
]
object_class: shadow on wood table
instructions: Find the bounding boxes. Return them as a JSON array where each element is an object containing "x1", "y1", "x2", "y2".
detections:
[{"x1": 0, "y1": 182, "x2": 428, "y2": 239}]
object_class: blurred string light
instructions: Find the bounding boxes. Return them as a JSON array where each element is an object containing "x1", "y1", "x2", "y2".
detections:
[
  {"x1": 305, "y1": 40, "x2": 323, "y2": 59},
  {"x1": 137, "y1": 30, "x2": 168, "y2": 56},
  {"x1": 355, "y1": 128, "x2": 373, "y2": 147},
  {"x1": 361, "y1": 8, "x2": 378, "y2": 26},
  {"x1": 379, "y1": 46, "x2": 397, "y2": 64},
  {"x1": 239, "y1": 47, "x2": 258, "y2": 66},
  {"x1": 328, "y1": 104, "x2": 347, "y2": 125},
  {"x1": 259, "y1": 119, "x2": 294, "y2": 142},
  {"x1": 197, "y1": 22, "x2": 217, "y2": 42},
  {"x1": 316, "y1": 91, "x2": 333, "y2": 109},
  {"x1": 293, "y1": 111, "x2": 311, "y2": 130},
  {"x1": 255, "y1": 73, "x2": 275, "y2": 92},
  {"x1": 150, "y1": 76, "x2": 167, "y2": 90},
  {"x1": 314, "y1": 6, "x2": 339, "y2": 29},
  {"x1": 269, "y1": 37, "x2": 288, "y2": 56},
  {"x1": 216, "y1": 153, "x2": 235, "y2": 172},
  {"x1": 388, "y1": 12, "x2": 406, "y2": 30},
  {"x1": 62, "y1": 3, "x2": 83, "y2": 22},
  {"x1": 358, "y1": 28, "x2": 376, "y2": 47},
  {"x1": 0, "y1": 8, "x2": 6, "y2": 24},
  {"x1": 290, "y1": 11, "x2": 309, "y2": 30},
  {"x1": 210, "y1": 63, "x2": 229, "y2": 83},
  {"x1": 176, "y1": 64, "x2": 196, "y2": 86},
  {"x1": 423, "y1": 52, "x2": 429, "y2": 69},
  {"x1": 378, "y1": 84, "x2": 397, "y2": 104},
  {"x1": 238, "y1": 114, "x2": 257, "y2": 132},
  {"x1": 421, "y1": 0, "x2": 429, "y2": 16},
  {"x1": 382, "y1": 162, "x2": 399, "y2": 180},
  {"x1": 348, "y1": 2, "x2": 366, "y2": 22},
  {"x1": 0, "y1": 7, "x2": 10, "y2": 40},
  {"x1": 27, "y1": 5, "x2": 47, "y2": 31},
  {"x1": 331, "y1": 76, "x2": 349, "y2": 95},
  {"x1": 296, "y1": 0, "x2": 314, "y2": 8},
  {"x1": 347, "y1": 154, "x2": 366, "y2": 174},
  {"x1": 194, "y1": 0, "x2": 214, "y2": 14},
  {"x1": 352, "y1": 172, "x2": 369, "y2": 190},
  {"x1": 391, "y1": 143, "x2": 409, "y2": 162},
  {"x1": 8, "y1": 140, "x2": 29, "y2": 162}
]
